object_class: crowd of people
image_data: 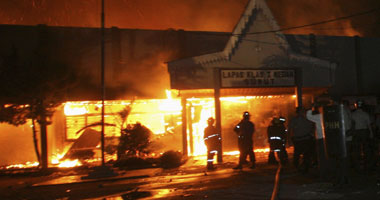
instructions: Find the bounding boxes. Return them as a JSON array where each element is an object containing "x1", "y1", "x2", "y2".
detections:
[
  {"x1": 203, "y1": 99, "x2": 380, "y2": 181},
  {"x1": 281, "y1": 99, "x2": 379, "y2": 178},
  {"x1": 343, "y1": 100, "x2": 379, "y2": 174}
]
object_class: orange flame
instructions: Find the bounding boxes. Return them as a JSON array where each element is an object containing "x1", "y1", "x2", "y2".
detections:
[{"x1": 51, "y1": 153, "x2": 82, "y2": 168}]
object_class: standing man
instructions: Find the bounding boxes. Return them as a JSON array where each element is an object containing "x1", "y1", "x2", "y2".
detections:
[
  {"x1": 351, "y1": 100, "x2": 373, "y2": 172},
  {"x1": 307, "y1": 104, "x2": 329, "y2": 179},
  {"x1": 233, "y1": 111, "x2": 256, "y2": 169},
  {"x1": 204, "y1": 117, "x2": 221, "y2": 170},
  {"x1": 289, "y1": 107, "x2": 315, "y2": 173}
]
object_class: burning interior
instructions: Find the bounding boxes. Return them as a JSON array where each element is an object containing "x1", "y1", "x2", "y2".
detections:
[
  {"x1": 0, "y1": 85, "x2": 327, "y2": 166},
  {"x1": 0, "y1": 89, "x2": 305, "y2": 169}
]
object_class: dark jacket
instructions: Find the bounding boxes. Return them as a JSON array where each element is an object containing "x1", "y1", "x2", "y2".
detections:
[
  {"x1": 234, "y1": 119, "x2": 255, "y2": 146},
  {"x1": 204, "y1": 125, "x2": 220, "y2": 150},
  {"x1": 289, "y1": 115, "x2": 315, "y2": 141},
  {"x1": 267, "y1": 124, "x2": 286, "y2": 150}
]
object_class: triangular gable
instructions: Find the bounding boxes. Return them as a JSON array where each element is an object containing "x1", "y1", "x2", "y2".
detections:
[
  {"x1": 189, "y1": 0, "x2": 290, "y2": 66},
  {"x1": 223, "y1": 0, "x2": 289, "y2": 59}
]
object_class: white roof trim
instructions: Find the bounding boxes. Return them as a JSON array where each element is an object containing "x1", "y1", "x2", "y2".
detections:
[{"x1": 192, "y1": 51, "x2": 227, "y2": 66}]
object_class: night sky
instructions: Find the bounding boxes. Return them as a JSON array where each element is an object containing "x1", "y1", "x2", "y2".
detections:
[{"x1": 0, "y1": 0, "x2": 379, "y2": 37}]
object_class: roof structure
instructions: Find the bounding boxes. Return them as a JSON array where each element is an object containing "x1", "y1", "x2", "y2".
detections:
[
  {"x1": 168, "y1": 0, "x2": 332, "y2": 69},
  {"x1": 182, "y1": 0, "x2": 291, "y2": 66},
  {"x1": 167, "y1": 0, "x2": 335, "y2": 92},
  {"x1": 223, "y1": 0, "x2": 290, "y2": 59}
]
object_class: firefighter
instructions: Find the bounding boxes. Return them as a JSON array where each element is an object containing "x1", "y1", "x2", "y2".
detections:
[
  {"x1": 203, "y1": 117, "x2": 221, "y2": 170},
  {"x1": 267, "y1": 117, "x2": 288, "y2": 165},
  {"x1": 233, "y1": 111, "x2": 256, "y2": 169},
  {"x1": 279, "y1": 116, "x2": 289, "y2": 161}
]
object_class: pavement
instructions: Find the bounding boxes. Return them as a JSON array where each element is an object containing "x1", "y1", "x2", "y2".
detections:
[
  {"x1": 0, "y1": 152, "x2": 379, "y2": 199},
  {"x1": 279, "y1": 164, "x2": 380, "y2": 200},
  {"x1": 32, "y1": 167, "x2": 161, "y2": 187}
]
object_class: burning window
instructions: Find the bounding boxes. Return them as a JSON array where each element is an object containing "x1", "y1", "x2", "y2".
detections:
[{"x1": 63, "y1": 99, "x2": 182, "y2": 140}]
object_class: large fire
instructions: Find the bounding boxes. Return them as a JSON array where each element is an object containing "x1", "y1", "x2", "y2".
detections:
[
  {"x1": 60, "y1": 90, "x2": 292, "y2": 159},
  {"x1": 2, "y1": 90, "x2": 296, "y2": 170}
]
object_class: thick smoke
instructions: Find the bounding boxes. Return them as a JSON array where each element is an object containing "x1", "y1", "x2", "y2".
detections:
[
  {"x1": 0, "y1": 0, "x2": 378, "y2": 36},
  {"x1": 267, "y1": 0, "x2": 380, "y2": 36},
  {"x1": 109, "y1": 50, "x2": 174, "y2": 99},
  {"x1": 0, "y1": 0, "x2": 246, "y2": 32}
]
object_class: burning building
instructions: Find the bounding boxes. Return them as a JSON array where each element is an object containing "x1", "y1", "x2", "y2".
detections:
[
  {"x1": 166, "y1": 0, "x2": 380, "y2": 157},
  {"x1": 0, "y1": 25, "x2": 232, "y2": 168},
  {"x1": 0, "y1": 0, "x2": 379, "y2": 168}
]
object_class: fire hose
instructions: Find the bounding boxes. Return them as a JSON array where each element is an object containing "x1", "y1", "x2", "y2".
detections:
[{"x1": 271, "y1": 164, "x2": 282, "y2": 200}]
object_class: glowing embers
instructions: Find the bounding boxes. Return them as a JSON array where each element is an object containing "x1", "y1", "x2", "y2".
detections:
[
  {"x1": 222, "y1": 148, "x2": 270, "y2": 156},
  {"x1": 2, "y1": 156, "x2": 83, "y2": 169},
  {"x1": 51, "y1": 153, "x2": 82, "y2": 168},
  {"x1": 254, "y1": 148, "x2": 270, "y2": 153},
  {"x1": 223, "y1": 151, "x2": 240, "y2": 156},
  {"x1": 2, "y1": 162, "x2": 39, "y2": 170},
  {"x1": 57, "y1": 159, "x2": 82, "y2": 168}
]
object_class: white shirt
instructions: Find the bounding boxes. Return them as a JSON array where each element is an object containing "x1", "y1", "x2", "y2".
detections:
[
  {"x1": 343, "y1": 106, "x2": 352, "y2": 130},
  {"x1": 351, "y1": 108, "x2": 373, "y2": 137},
  {"x1": 306, "y1": 110, "x2": 324, "y2": 139}
]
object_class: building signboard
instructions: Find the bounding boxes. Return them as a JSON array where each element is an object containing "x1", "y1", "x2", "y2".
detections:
[{"x1": 220, "y1": 69, "x2": 295, "y2": 88}]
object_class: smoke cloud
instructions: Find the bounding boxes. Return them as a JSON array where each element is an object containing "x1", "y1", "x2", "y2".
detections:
[
  {"x1": 267, "y1": 0, "x2": 380, "y2": 37},
  {"x1": 0, "y1": 0, "x2": 379, "y2": 36}
]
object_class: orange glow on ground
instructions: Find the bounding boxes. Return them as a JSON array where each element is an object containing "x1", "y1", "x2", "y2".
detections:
[
  {"x1": 51, "y1": 152, "x2": 82, "y2": 168},
  {"x1": 223, "y1": 148, "x2": 270, "y2": 156},
  {"x1": 56, "y1": 159, "x2": 82, "y2": 168},
  {"x1": 3, "y1": 162, "x2": 39, "y2": 170}
]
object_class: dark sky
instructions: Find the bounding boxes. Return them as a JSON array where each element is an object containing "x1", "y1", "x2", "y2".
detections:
[{"x1": 0, "y1": 0, "x2": 379, "y2": 36}]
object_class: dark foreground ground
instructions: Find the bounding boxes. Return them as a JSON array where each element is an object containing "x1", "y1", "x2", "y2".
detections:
[{"x1": 0, "y1": 152, "x2": 379, "y2": 200}]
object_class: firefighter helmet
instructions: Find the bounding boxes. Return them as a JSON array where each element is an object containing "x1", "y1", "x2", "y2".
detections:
[
  {"x1": 243, "y1": 111, "x2": 251, "y2": 120},
  {"x1": 207, "y1": 117, "x2": 215, "y2": 125}
]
